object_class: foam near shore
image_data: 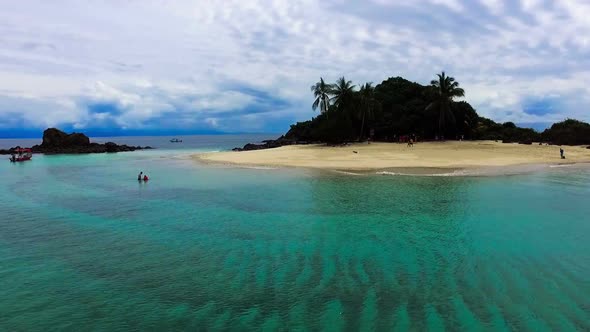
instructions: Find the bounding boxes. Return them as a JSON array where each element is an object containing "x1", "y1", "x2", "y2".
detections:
[{"x1": 194, "y1": 141, "x2": 590, "y2": 173}]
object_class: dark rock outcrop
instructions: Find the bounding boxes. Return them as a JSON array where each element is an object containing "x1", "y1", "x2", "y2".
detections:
[
  {"x1": 41, "y1": 128, "x2": 90, "y2": 148},
  {"x1": 0, "y1": 147, "x2": 21, "y2": 155},
  {"x1": 104, "y1": 142, "x2": 119, "y2": 153},
  {"x1": 0, "y1": 128, "x2": 152, "y2": 155},
  {"x1": 231, "y1": 136, "x2": 316, "y2": 151}
]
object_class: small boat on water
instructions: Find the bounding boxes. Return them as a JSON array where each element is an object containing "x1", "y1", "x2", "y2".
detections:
[
  {"x1": 170, "y1": 138, "x2": 182, "y2": 143},
  {"x1": 9, "y1": 148, "x2": 33, "y2": 162}
]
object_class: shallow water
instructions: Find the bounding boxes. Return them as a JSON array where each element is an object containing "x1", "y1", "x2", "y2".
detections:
[{"x1": 0, "y1": 137, "x2": 589, "y2": 331}]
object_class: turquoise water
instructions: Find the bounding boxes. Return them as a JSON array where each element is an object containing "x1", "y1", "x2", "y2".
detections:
[{"x1": 1, "y1": 138, "x2": 589, "y2": 331}]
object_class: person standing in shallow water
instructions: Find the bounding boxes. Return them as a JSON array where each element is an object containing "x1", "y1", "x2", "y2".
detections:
[{"x1": 138, "y1": 171, "x2": 143, "y2": 181}]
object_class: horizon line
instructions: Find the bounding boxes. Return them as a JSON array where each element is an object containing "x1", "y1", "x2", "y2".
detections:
[{"x1": 0, "y1": 131, "x2": 283, "y2": 139}]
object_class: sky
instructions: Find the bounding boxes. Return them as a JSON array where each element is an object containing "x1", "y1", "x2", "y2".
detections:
[{"x1": 1, "y1": 0, "x2": 589, "y2": 137}]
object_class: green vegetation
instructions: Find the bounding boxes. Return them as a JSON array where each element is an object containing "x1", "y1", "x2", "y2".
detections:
[
  {"x1": 541, "y1": 119, "x2": 590, "y2": 145},
  {"x1": 310, "y1": 77, "x2": 332, "y2": 115},
  {"x1": 284, "y1": 73, "x2": 589, "y2": 146},
  {"x1": 426, "y1": 71, "x2": 465, "y2": 136}
]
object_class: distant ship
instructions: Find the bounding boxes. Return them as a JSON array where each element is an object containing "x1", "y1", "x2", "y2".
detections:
[{"x1": 170, "y1": 138, "x2": 182, "y2": 143}]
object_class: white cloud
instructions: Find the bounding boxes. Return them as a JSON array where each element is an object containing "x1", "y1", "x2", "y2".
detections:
[
  {"x1": 194, "y1": 92, "x2": 256, "y2": 113},
  {"x1": 430, "y1": 0, "x2": 464, "y2": 12},
  {"x1": 0, "y1": 0, "x2": 589, "y2": 132},
  {"x1": 480, "y1": 0, "x2": 504, "y2": 14}
]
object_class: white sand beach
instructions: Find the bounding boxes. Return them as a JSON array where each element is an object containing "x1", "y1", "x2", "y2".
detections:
[{"x1": 195, "y1": 141, "x2": 590, "y2": 171}]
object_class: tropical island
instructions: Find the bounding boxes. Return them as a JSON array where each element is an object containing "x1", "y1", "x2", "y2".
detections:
[{"x1": 197, "y1": 72, "x2": 590, "y2": 171}]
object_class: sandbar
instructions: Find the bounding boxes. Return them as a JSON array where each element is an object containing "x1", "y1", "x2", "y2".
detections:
[{"x1": 195, "y1": 141, "x2": 590, "y2": 172}]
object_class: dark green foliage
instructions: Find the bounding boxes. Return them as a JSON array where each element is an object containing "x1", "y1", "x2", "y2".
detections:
[
  {"x1": 452, "y1": 102, "x2": 479, "y2": 139},
  {"x1": 284, "y1": 120, "x2": 317, "y2": 141},
  {"x1": 284, "y1": 111, "x2": 356, "y2": 143},
  {"x1": 317, "y1": 111, "x2": 356, "y2": 143},
  {"x1": 542, "y1": 119, "x2": 590, "y2": 145},
  {"x1": 357, "y1": 82, "x2": 379, "y2": 141},
  {"x1": 427, "y1": 72, "x2": 465, "y2": 136},
  {"x1": 469, "y1": 117, "x2": 541, "y2": 143},
  {"x1": 331, "y1": 77, "x2": 356, "y2": 111},
  {"x1": 372, "y1": 77, "x2": 433, "y2": 139},
  {"x1": 365, "y1": 75, "x2": 471, "y2": 140},
  {"x1": 472, "y1": 117, "x2": 504, "y2": 140},
  {"x1": 503, "y1": 122, "x2": 517, "y2": 129},
  {"x1": 285, "y1": 74, "x2": 587, "y2": 145},
  {"x1": 501, "y1": 127, "x2": 540, "y2": 144},
  {"x1": 311, "y1": 77, "x2": 333, "y2": 114}
]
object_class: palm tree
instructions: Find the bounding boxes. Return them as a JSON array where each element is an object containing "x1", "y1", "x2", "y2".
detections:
[
  {"x1": 311, "y1": 77, "x2": 333, "y2": 114},
  {"x1": 427, "y1": 71, "x2": 465, "y2": 137},
  {"x1": 358, "y1": 82, "x2": 377, "y2": 141},
  {"x1": 331, "y1": 77, "x2": 356, "y2": 110}
]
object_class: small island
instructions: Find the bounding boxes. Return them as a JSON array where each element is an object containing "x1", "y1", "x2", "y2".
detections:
[
  {"x1": 198, "y1": 72, "x2": 590, "y2": 171},
  {"x1": 0, "y1": 128, "x2": 152, "y2": 155}
]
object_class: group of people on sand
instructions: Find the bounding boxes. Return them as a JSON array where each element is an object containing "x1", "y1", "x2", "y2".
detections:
[
  {"x1": 395, "y1": 134, "x2": 417, "y2": 145},
  {"x1": 397, "y1": 134, "x2": 416, "y2": 147},
  {"x1": 137, "y1": 171, "x2": 149, "y2": 182}
]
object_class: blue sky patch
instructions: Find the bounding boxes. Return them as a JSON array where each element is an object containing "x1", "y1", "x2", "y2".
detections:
[
  {"x1": 522, "y1": 97, "x2": 559, "y2": 116},
  {"x1": 86, "y1": 102, "x2": 124, "y2": 116}
]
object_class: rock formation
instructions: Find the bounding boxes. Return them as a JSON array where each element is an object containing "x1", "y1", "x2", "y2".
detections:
[
  {"x1": 0, "y1": 128, "x2": 152, "y2": 155},
  {"x1": 231, "y1": 137, "x2": 310, "y2": 151}
]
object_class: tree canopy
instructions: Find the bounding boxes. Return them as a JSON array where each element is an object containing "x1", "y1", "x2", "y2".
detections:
[
  {"x1": 310, "y1": 77, "x2": 332, "y2": 115},
  {"x1": 288, "y1": 74, "x2": 588, "y2": 145},
  {"x1": 427, "y1": 71, "x2": 465, "y2": 136},
  {"x1": 541, "y1": 119, "x2": 590, "y2": 145}
]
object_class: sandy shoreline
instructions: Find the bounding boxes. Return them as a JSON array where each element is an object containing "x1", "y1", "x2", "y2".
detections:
[{"x1": 194, "y1": 141, "x2": 590, "y2": 173}]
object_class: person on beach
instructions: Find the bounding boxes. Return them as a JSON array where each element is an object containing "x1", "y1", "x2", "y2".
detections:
[
  {"x1": 560, "y1": 148, "x2": 565, "y2": 159},
  {"x1": 138, "y1": 171, "x2": 143, "y2": 181}
]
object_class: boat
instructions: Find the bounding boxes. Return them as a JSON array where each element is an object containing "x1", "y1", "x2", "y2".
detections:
[
  {"x1": 170, "y1": 138, "x2": 182, "y2": 143},
  {"x1": 9, "y1": 148, "x2": 33, "y2": 162}
]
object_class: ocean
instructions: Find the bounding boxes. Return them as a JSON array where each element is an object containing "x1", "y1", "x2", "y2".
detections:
[{"x1": 0, "y1": 135, "x2": 588, "y2": 330}]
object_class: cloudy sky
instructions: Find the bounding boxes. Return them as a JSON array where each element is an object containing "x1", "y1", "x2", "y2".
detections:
[{"x1": 1, "y1": 0, "x2": 589, "y2": 136}]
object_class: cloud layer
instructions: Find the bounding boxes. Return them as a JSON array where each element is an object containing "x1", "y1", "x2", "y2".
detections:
[{"x1": 1, "y1": 0, "x2": 589, "y2": 135}]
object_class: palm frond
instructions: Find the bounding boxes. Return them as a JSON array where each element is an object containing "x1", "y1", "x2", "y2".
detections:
[
  {"x1": 451, "y1": 88, "x2": 465, "y2": 97},
  {"x1": 425, "y1": 101, "x2": 438, "y2": 111},
  {"x1": 312, "y1": 98, "x2": 320, "y2": 111}
]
